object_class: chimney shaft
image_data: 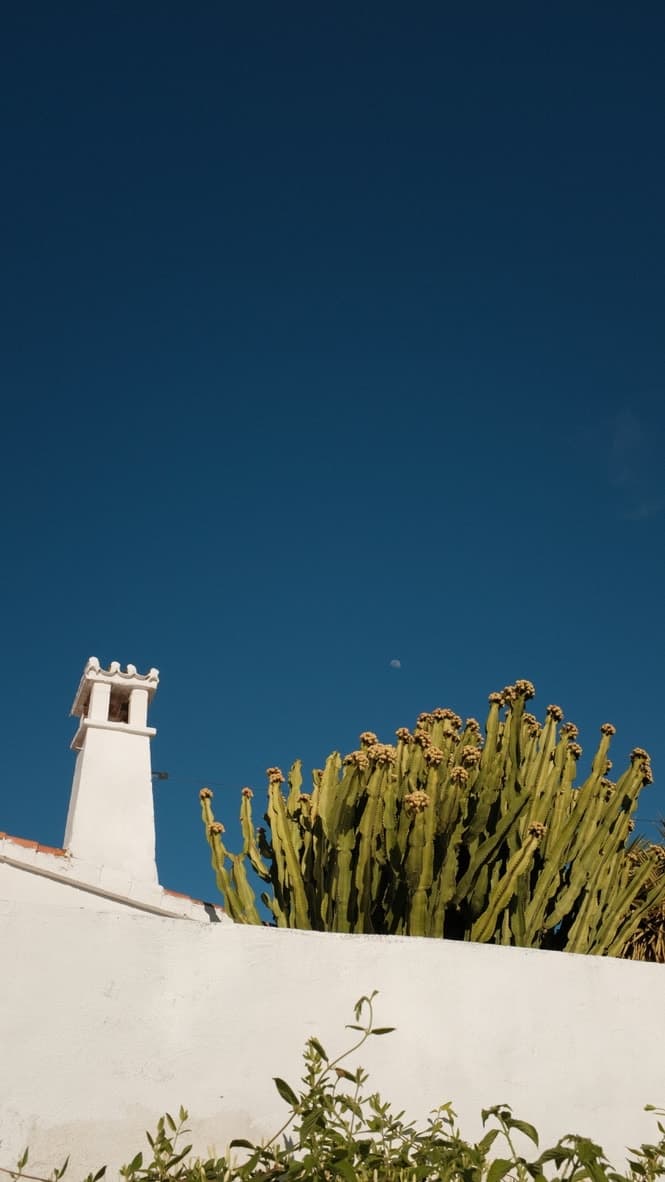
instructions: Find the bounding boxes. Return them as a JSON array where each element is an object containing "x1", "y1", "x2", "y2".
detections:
[{"x1": 64, "y1": 657, "x2": 160, "y2": 884}]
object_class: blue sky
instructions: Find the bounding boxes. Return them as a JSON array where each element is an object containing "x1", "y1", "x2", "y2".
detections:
[{"x1": 1, "y1": 3, "x2": 664, "y2": 905}]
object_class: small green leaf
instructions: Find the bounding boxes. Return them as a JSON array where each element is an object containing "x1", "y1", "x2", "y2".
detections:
[
  {"x1": 477, "y1": 1129, "x2": 500, "y2": 1153},
  {"x1": 166, "y1": 1113, "x2": 176, "y2": 1132},
  {"x1": 273, "y1": 1077, "x2": 299, "y2": 1107},
  {"x1": 353, "y1": 997, "x2": 367, "y2": 1021},
  {"x1": 487, "y1": 1158, "x2": 514, "y2": 1182},
  {"x1": 332, "y1": 1156, "x2": 357, "y2": 1182},
  {"x1": 345, "y1": 1099, "x2": 363, "y2": 1119},
  {"x1": 370, "y1": 1027, "x2": 395, "y2": 1036},
  {"x1": 229, "y1": 1139, "x2": 255, "y2": 1150},
  {"x1": 309, "y1": 1038, "x2": 328, "y2": 1060},
  {"x1": 299, "y1": 1110, "x2": 325, "y2": 1138},
  {"x1": 536, "y1": 1147, "x2": 570, "y2": 1167},
  {"x1": 508, "y1": 1117, "x2": 539, "y2": 1147},
  {"x1": 93, "y1": 1169, "x2": 107, "y2": 1180},
  {"x1": 482, "y1": 1105, "x2": 508, "y2": 1125},
  {"x1": 17, "y1": 1150, "x2": 28, "y2": 1171},
  {"x1": 334, "y1": 1067, "x2": 356, "y2": 1082},
  {"x1": 167, "y1": 1146, "x2": 192, "y2": 1167},
  {"x1": 127, "y1": 1153, "x2": 143, "y2": 1173}
]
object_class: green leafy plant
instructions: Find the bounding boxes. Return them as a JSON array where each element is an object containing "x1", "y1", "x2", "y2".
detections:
[
  {"x1": 200, "y1": 680, "x2": 665, "y2": 955},
  {"x1": 6, "y1": 995, "x2": 665, "y2": 1181}
]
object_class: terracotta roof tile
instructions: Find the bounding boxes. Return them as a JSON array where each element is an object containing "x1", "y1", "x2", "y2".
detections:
[
  {"x1": 38, "y1": 842, "x2": 68, "y2": 857},
  {"x1": 164, "y1": 887, "x2": 220, "y2": 908},
  {"x1": 0, "y1": 832, "x2": 67, "y2": 857}
]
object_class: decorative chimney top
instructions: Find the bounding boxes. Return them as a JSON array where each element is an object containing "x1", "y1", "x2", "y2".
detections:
[{"x1": 70, "y1": 657, "x2": 160, "y2": 750}]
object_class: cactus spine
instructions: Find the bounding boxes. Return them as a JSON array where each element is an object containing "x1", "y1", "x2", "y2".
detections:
[{"x1": 200, "y1": 682, "x2": 664, "y2": 955}]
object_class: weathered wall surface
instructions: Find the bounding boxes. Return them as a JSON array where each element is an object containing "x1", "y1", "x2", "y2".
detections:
[{"x1": 2, "y1": 895, "x2": 664, "y2": 1178}]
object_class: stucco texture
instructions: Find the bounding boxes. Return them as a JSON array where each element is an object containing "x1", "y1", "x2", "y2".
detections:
[{"x1": 2, "y1": 893, "x2": 664, "y2": 1177}]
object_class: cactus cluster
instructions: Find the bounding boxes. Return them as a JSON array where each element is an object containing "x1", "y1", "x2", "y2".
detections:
[
  {"x1": 200, "y1": 681, "x2": 665, "y2": 955},
  {"x1": 620, "y1": 825, "x2": 665, "y2": 962}
]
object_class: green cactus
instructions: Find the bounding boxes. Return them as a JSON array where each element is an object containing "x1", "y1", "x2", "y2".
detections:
[{"x1": 199, "y1": 681, "x2": 665, "y2": 956}]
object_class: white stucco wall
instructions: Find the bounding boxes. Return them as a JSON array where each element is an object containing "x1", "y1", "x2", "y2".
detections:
[
  {"x1": 0, "y1": 860, "x2": 133, "y2": 911},
  {"x1": 4, "y1": 659, "x2": 664, "y2": 1178},
  {"x1": 3, "y1": 895, "x2": 665, "y2": 1178},
  {"x1": 0, "y1": 842, "x2": 228, "y2": 920}
]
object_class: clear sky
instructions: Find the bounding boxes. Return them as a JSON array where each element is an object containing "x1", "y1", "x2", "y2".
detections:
[{"x1": 2, "y1": 3, "x2": 664, "y2": 906}]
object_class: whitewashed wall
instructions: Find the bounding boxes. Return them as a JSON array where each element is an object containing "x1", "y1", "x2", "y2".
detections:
[
  {"x1": 4, "y1": 659, "x2": 664, "y2": 1179},
  {"x1": 2, "y1": 892, "x2": 665, "y2": 1178},
  {"x1": 0, "y1": 843, "x2": 225, "y2": 920}
]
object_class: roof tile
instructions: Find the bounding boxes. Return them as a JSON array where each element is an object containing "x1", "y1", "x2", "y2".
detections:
[{"x1": 0, "y1": 832, "x2": 67, "y2": 856}]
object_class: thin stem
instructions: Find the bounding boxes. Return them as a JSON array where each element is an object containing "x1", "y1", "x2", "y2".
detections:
[{"x1": 0, "y1": 1169, "x2": 54, "y2": 1182}]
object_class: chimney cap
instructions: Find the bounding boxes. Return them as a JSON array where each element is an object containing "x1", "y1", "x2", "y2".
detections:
[{"x1": 71, "y1": 656, "x2": 160, "y2": 718}]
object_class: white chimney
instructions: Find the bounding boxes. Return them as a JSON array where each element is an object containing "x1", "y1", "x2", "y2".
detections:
[{"x1": 65, "y1": 657, "x2": 160, "y2": 884}]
